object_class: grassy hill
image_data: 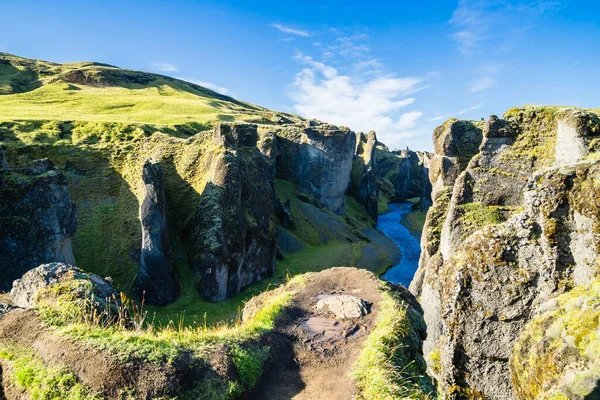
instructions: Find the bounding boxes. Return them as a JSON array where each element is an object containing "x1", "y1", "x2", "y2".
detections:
[{"x1": 0, "y1": 52, "x2": 299, "y2": 127}]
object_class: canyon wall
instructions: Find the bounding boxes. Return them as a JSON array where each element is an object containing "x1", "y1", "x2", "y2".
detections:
[
  {"x1": 412, "y1": 106, "x2": 600, "y2": 399},
  {"x1": 0, "y1": 158, "x2": 77, "y2": 292},
  {"x1": 376, "y1": 144, "x2": 433, "y2": 212}
]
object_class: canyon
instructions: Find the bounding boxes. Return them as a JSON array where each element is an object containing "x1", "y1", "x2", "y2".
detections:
[{"x1": 0, "y1": 53, "x2": 599, "y2": 400}]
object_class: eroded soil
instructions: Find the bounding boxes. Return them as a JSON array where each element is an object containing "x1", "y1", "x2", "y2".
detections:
[{"x1": 246, "y1": 268, "x2": 382, "y2": 400}]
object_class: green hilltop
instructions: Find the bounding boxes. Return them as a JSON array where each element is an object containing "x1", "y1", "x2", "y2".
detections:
[{"x1": 0, "y1": 52, "x2": 300, "y2": 127}]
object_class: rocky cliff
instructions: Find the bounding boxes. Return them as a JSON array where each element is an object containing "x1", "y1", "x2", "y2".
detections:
[
  {"x1": 273, "y1": 121, "x2": 356, "y2": 215},
  {"x1": 412, "y1": 106, "x2": 600, "y2": 398},
  {"x1": 349, "y1": 130, "x2": 379, "y2": 220},
  {"x1": 132, "y1": 159, "x2": 179, "y2": 305},
  {"x1": 376, "y1": 144, "x2": 433, "y2": 212},
  {"x1": 189, "y1": 123, "x2": 278, "y2": 302},
  {"x1": 0, "y1": 159, "x2": 77, "y2": 292}
]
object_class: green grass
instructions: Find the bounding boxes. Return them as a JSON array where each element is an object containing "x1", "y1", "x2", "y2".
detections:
[
  {"x1": 0, "y1": 53, "x2": 275, "y2": 127},
  {"x1": 352, "y1": 283, "x2": 433, "y2": 400},
  {"x1": 0, "y1": 80, "x2": 264, "y2": 126},
  {"x1": 0, "y1": 345, "x2": 101, "y2": 400},
  {"x1": 401, "y1": 212, "x2": 427, "y2": 231},
  {"x1": 24, "y1": 275, "x2": 304, "y2": 399}
]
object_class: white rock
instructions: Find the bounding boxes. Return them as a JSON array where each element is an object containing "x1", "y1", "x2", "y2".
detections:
[{"x1": 316, "y1": 294, "x2": 369, "y2": 319}]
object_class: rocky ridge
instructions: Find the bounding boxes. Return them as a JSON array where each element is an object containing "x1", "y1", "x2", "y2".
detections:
[{"x1": 411, "y1": 106, "x2": 600, "y2": 399}]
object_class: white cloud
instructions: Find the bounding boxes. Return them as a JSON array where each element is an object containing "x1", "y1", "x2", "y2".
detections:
[
  {"x1": 457, "y1": 103, "x2": 484, "y2": 115},
  {"x1": 450, "y1": 0, "x2": 563, "y2": 52},
  {"x1": 427, "y1": 114, "x2": 452, "y2": 122},
  {"x1": 468, "y1": 64, "x2": 501, "y2": 93},
  {"x1": 178, "y1": 77, "x2": 230, "y2": 95},
  {"x1": 468, "y1": 77, "x2": 495, "y2": 93},
  {"x1": 290, "y1": 52, "x2": 428, "y2": 147},
  {"x1": 151, "y1": 62, "x2": 178, "y2": 72},
  {"x1": 271, "y1": 23, "x2": 309, "y2": 37}
]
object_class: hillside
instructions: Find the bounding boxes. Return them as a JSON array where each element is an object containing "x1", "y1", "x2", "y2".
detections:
[
  {"x1": 0, "y1": 52, "x2": 297, "y2": 127},
  {"x1": 0, "y1": 53, "x2": 402, "y2": 326}
]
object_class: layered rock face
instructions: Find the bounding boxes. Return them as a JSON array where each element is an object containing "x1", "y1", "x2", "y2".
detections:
[
  {"x1": 0, "y1": 160, "x2": 77, "y2": 292},
  {"x1": 376, "y1": 144, "x2": 433, "y2": 211},
  {"x1": 132, "y1": 159, "x2": 179, "y2": 305},
  {"x1": 189, "y1": 123, "x2": 278, "y2": 302},
  {"x1": 349, "y1": 130, "x2": 379, "y2": 220},
  {"x1": 274, "y1": 122, "x2": 356, "y2": 215},
  {"x1": 412, "y1": 107, "x2": 600, "y2": 398}
]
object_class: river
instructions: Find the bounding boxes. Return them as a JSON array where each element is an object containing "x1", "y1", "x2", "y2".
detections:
[{"x1": 377, "y1": 203, "x2": 423, "y2": 287}]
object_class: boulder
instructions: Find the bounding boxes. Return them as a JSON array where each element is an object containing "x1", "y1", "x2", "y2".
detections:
[
  {"x1": 10, "y1": 263, "x2": 119, "y2": 310},
  {"x1": 316, "y1": 294, "x2": 369, "y2": 319},
  {"x1": 132, "y1": 159, "x2": 179, "y2": 305}
]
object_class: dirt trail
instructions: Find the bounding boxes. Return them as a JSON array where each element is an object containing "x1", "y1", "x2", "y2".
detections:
[{"x1": 246, "y1": 268, "x2": 383, "y2": 400}]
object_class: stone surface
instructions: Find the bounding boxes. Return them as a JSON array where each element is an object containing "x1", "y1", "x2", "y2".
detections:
[
  {"x1": 412, "y1": 106, "x2": 600, "y2": 399},
  {"x1": 349, "y1": 131, "x2": 379, "y2": 219},
  {"x1": 189, "y1": 123, "x2": 278, "y2": 302},
  {"x1": 275, "y1": 199, "x2": 296, "y2": 230},
  {"x1": 10, "y1": 262, "x2": 119, "y2": 309},
  {"x1": 376, "y1": 143, "x2": 433, "y2": 211},
  {"x1": 0, "y1": 166, "x2": 77, "y2": 292},
  {"x1": 274, "y1": 123, "x2": 356, "y2": 215},
  {"x1": 32, "y1": 158, "x2": 55, "y2": 174},
  {"x1": 132, "y1": 159, "x2": 179, "y2": 305},
  {"x1": 316, "y1": 294, "x2": 369, "y2": 319}
]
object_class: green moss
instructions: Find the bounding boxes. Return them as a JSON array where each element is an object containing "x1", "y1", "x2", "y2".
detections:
[
  {"x1": 457, "y1": 202, "x2": 508, "y2": 229},
  {"x1": 229, "y1": 344, "x2": 270, "y2": 390},
  {"x1": 425, "y1": 187, "x2": 453, "y2": 255},
  {"x1": 0, "y1": 345, "x2": 101, "y2": 400},
  {"x1": 427, "y1": 349, "x2": 441, "y2": 375},
  {"x1": 511, "y1": 279, "x2": 600, "y2": 399},
  {"x1": 377, "y1": 192, "x2": 391, "y2": 215},
  {"x1": 501, "y1": 106, "x2": 559, "y2": 168},
  {"x1": 351, "y1": 283, "x2": 434, "y2": 400},
  {"x1": 401, "y1": 211, "x2": 427, "y2": 231}
]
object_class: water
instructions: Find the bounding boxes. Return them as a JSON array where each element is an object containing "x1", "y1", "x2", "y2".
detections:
[{"x1": 377, "y1": 203, "x2": 423, "y2": 287}]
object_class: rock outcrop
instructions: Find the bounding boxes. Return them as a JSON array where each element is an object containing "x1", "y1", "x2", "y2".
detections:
[
  {"x1": 189, "y1": 123, "x2": 278, "y2": 302},
  {"x1": 412, "y1": 106, "x2": 600, "y2": 398},
  {"x1": 349, "y1": 131, "x2": 379, "y2": 220},
  {"x1": 10, "y1": 262, "x2": 120, "y2": 311},
  {"x1": 0, "y1": 163, "x2": 77, "y2": 292},
  {"x1": 132, "y1": 159, "x2": 179, "y2": 305},
  {"x1": 274, "y1": 122, "x2": 356, "y2": 215},
  {"x1": 376, "y1": 144, "x2": 433, "y2": 212}
]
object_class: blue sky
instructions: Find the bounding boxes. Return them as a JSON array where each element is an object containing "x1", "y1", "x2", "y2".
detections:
[{"x1": 1, "y1": 0, "x2": 599, "y2": 151}]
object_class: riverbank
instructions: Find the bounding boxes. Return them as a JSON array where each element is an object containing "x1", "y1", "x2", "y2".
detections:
[{"x1": 400, "y1": 211, "x2": 426, "y2": 232}]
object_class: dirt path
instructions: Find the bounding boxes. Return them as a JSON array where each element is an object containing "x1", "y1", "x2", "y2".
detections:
[{"x1": 245, "y1": 268, "x2": 383, "y2": 400}]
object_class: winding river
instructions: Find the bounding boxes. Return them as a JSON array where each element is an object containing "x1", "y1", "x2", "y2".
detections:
[{"x1": 377, "y1": 203, "x2": 423, "y2": 287}]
